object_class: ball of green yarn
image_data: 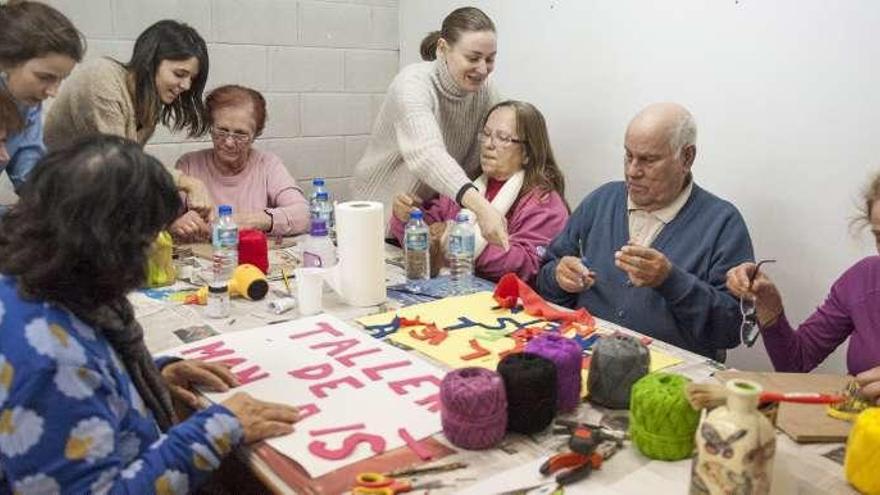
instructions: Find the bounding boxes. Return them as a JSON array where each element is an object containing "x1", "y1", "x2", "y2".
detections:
[{"x1": 629, "y1": 372, "x2": 699, "y2": 461}]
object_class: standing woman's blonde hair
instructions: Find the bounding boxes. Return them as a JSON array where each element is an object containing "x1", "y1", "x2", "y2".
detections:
[
  {"x1": 487, "y1": 100, "x2": 568, "y2": 209},
  {"x1": 419, "y1": 6, "x2": 495, "y2": 61}
]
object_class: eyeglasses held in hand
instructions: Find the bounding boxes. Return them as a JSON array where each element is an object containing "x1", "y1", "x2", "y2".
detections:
[
  {"x1": 740, "y1": 259, "x2": 777, "y2": 347},
  {"x1": 211, "y1": 127, "x2": 252, "y2": 144},
  {"x1": 477, "y1": 129, "x2": 526, "y2": 148}
]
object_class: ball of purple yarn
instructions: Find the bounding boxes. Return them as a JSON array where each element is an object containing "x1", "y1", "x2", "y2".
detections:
[
  {"x1": 440, "y1": 367, "x2": 508, "y2": 450},
  {"x1": 525, "y1": 333, "x2": 582, "y2": 411}
]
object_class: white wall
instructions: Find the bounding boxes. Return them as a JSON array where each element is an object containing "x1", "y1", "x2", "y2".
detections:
[
  {"x1": 1, "y1": 0, "x2": 398, "y2": 204},
  {"x1": 401, "y1": 0, "x2": 880, "y2": 373}
]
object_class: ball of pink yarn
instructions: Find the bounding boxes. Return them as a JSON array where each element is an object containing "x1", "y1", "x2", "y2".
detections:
[
  {"x1": 525, "y1": 333, "x2": 583, "y2": 411},
  {"x1": 440, "y1": 367, "x2": 508, "y2": 450}
]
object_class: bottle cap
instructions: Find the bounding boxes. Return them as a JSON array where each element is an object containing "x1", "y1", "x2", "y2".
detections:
[
  {"x1": 316, "y1": 191, "x2": 329, "y2": 201},
  {"x1": 455, "y1": 211, "x2": 470, "y2": 223},
  {"x1": 310, "y1": 218, "x2": 328, "y2": 236},
  {"x1": 409, "y1": 210, "x2": 423, "y2": 220},
  {"x1": 218, "y1": 204, "x2": 233, "y2": 216},
  {"x1": 312, "y1": 178, "x2": 325, "y2": 186}
]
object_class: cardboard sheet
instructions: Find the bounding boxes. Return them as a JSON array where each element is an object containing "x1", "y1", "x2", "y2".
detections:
[
  {"x1": 163, "y1": 314, "x2": 444, "y2": 477},
  {"x1": 715, "y1": 371, "x2": 852, "y2": 443}
]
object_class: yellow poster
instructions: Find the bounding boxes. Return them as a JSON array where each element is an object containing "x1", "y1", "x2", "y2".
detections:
[{"x1": 356, "y1": 292, "x2": 683, "y2": 387}]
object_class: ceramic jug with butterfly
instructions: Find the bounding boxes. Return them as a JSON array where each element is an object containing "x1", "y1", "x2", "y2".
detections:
[{"x1": 690, "y1": 379, "x2": 776, "y2": 495}]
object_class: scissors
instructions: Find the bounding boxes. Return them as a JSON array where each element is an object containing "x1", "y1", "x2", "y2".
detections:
[{"x1": 352, "y1": 472, "x2": 444, "y2": 494}]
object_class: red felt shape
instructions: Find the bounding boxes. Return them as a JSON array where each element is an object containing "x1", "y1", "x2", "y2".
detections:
[{"x1": 493, "y1": 273, "x2": 595, "y2": 326}]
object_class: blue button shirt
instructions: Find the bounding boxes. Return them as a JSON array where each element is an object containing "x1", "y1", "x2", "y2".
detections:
[{"x1": 0, "y1": 78, "x2": 45, "y2": 193}]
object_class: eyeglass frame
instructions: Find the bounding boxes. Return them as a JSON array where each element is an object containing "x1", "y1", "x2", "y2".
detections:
[
  {"x1": 739, "y1": 259, "x2": 777, "y2": 347},
  {"x1": 210, "y1": 126, "x2": 253, "y2": 144},
  {"x1": 476, "y1": 128, "x2": 526, "y2": 148}
]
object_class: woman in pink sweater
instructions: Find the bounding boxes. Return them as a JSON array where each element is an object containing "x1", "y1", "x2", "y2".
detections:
[
  {"x1": 172, "y1": 85, "x2": 310, "y2": 241},
  {"x1": 390, "y1": 100, "x2": 569, "y2": 284}
]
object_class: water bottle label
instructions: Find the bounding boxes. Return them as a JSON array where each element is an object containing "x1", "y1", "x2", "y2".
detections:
[
  {"x1": 214, "y1": 228, "x2": 238, "y2": 248},
  {"x1": 405, "y1": 232, "x2": 429, "y2": 251},
  {"x1": 448, "y1": 234, "x2": 475, "y2": 255}
]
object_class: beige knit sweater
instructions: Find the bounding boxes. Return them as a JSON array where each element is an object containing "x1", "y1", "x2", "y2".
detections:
[
  {"x1": 351, "y1": 59, "x2": 498, "y2": 222},
  {"x1": 44, "y1": 57, "x2": 156, "y2": 150}
]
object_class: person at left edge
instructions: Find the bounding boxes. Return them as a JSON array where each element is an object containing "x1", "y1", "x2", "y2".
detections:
[
  {"x1": 44, "y1": 19, "x2": 214, "y2": 219},
  {"x1": 0, "y1": 1, "x2": 84, "y2": 194},
  {"x1": 537, "y1": 103, "x2": 754, "y2": 360}
]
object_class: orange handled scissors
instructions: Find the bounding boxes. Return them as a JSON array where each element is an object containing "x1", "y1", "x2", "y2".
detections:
[{"x1": 352, "y1": 472, "x2": 444, "y2": 495}]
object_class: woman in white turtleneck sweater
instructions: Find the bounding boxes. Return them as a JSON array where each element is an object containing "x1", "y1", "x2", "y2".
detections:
[{"x1": 352, "y1": 7, "x2": 509, "y2": 249}]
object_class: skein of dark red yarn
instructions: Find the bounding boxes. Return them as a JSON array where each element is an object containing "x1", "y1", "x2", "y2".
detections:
[
  {"x1": 497, "y1": 353, "x2": 557, "y2": 434},
  {"x1": 440, "y1": 367, "x2": 508, "y2": 450},
  {"x1": 238, "y1": 229, "x2": 269, "y2": 274},
  {"x1": 525, "y1": 333, "x2": 583, "y2": 412}
]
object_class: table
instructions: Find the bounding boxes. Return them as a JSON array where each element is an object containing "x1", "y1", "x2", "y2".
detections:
[{"x1": 136, "y1": 243, "x2": 857, "y2": 495}]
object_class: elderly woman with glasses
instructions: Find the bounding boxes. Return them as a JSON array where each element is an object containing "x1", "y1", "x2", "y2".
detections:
[
  {"x1": 727, "y1": 172, "x2": 880, "y2": 404},
  {"x1": 389, "y1": 100, "x2": 569, "y2": 284},
  {"x1": 170, "y1": 85, "x2": 310, "y2": 241}
]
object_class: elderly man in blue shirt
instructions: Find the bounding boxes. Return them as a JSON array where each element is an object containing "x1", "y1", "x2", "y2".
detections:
[{"x1": 536, "y1": 102, "x2": 754, "y2": 360}]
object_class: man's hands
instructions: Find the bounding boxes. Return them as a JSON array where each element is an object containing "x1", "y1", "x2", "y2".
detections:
[
  {"x1": 614, "y1": 244, "x2": 672, "y2": 288},
  {"x1": 554, "y1": 256, "x2": 597, "y2": 293}
]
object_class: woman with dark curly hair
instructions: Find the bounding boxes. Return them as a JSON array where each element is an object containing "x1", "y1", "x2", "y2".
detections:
[{"x1": 0, "y1": 135, "x2": 298, "y2": 493}]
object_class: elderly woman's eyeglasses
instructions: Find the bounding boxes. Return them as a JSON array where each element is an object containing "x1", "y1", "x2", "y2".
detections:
[
  {"x1": 477, "y1": 129, "x2": 526, "y2": 148},
  {"x1": 211, "y1": 127, "x2": 252, "y2": 144},
  {"x1": 740, "y1": 259, "x2": 777, "y2": 347}
]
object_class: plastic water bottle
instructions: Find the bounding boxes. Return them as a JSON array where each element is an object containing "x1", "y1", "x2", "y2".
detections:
[
  {"x1": 310, "y1": 179, "x2": 334, "y2": 238},
  {"x1": 302, "y1": 218, "x2": 337, "y2": 268},
  {"x1": 404, "y1": 210, "x2": 430, "y2": 290},
  {"x1": 211, "y1": 204, "x2": 239, "y2": 283},
  {"x1": 447, "y1": 210, "x2": 475, "y2": 295}
]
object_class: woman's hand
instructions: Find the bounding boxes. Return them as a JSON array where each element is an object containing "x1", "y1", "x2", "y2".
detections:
[
  {"x1": 221, "y1": 392, "x2": 300, "y2": 443},
  {"x1": 178, "y1": 174, "x2": 215, "y2": 222},
  {"x1": 393, "y1": 193, "x2": 422, "y2": 223},
  {"x1": 855, "y1": 366, "x2": 880, "y2": 405},
  {"x1": 162, "y1": 359, "x2": 240, "y2": 408},
  {"x1": 726, "y1": 262, "x2": 784, "y2": 326},
  {"x1": 460, "y1": 188, "x2": 509, "y2": 251},
  {"x1": 169, "y1": 210, "x2": 211, "y2": 242}
]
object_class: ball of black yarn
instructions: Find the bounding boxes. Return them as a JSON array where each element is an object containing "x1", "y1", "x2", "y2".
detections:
[
  {"x1": 587, "y1": 334, "x2": 650, "y2": 409},
  {"x1": 497, "y1": 352, "x2": 558, "y2": 434}
]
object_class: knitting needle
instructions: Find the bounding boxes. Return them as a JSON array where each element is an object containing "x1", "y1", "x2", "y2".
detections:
[{"x1": 384, "y1": 461, "x2": 468, "y2": 477}]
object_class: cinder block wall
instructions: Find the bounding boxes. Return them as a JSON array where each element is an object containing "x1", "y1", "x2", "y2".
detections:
[{"x1": 33, "y1": 0, "x2": 399, "y2": 201}]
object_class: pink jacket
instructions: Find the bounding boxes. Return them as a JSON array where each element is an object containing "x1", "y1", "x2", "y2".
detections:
[{"x1": 390, "y1": 189, "x2": 569, "y2": 284}]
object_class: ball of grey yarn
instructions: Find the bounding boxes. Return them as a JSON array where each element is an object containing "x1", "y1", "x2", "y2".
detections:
[{"x1": 587, "y1": 334, "x2": 650, "y2": 409}]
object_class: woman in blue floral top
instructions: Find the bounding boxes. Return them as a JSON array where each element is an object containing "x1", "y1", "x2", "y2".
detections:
[{"x1": 0, "y1": 135, "x2": 299, "y2": 494}]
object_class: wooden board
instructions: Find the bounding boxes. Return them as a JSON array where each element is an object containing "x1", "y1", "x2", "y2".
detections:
[{"x1": 715, "y1": 371, "x2": 852, "y2": 443}]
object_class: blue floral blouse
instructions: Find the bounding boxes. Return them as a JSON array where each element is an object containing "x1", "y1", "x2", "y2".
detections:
[{"x1": 0, "y1": 276, "x2": 244, "y2": 494}]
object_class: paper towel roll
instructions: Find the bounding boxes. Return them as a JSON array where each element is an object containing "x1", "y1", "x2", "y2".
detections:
[{"x1": 332, "y1": 201, "x2": 386, "y2": 306}]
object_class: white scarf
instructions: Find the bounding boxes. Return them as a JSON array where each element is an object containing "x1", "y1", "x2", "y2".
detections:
[{"x1": 470, "y1": 170, "x2": 525, "y2": 257}]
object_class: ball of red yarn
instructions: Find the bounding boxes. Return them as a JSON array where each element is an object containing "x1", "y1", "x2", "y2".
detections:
[
  {"x1": 440, "y1": 367, "x2": 508, "y2": 450},
  {"x1": 238, "y1": 229, "x2": 269, "y2": 274},
  {"x1": 525, "y1": 333, "x2": 583, "y2": 412}
]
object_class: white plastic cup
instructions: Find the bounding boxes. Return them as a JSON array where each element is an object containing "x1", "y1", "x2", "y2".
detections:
[{"x1": 295, "y1": 267, "x2": 324, "y2": 316}]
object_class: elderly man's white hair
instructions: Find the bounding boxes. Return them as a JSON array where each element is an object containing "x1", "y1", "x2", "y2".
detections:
[
  {"x1": 630, "y1": 102, "x2": 697, "y2": 157},
  {"x1": 669, "y1": 107, "x2": 697, "y2": 155}
]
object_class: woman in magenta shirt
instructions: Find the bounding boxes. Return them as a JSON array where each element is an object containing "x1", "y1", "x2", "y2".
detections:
[
  {"x1": 389, "y1": 100, "x2": 569, "y2": 284},
  {"x1": 171, "y1": 85, "x2": 310, "y2": 241},
  {"x1": 727, "y1": 173, "x2": 880, "y2": 404}
]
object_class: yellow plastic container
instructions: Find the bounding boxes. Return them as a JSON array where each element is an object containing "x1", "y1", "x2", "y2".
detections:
[
  {"x1": 845, "y1": 407, "x2": 880, "y2": 494},
  {"x1": 144, "y1": 231, "x2": 176, "y2": 288}
]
